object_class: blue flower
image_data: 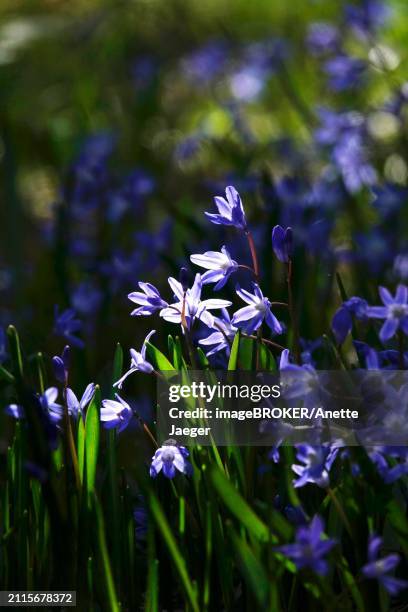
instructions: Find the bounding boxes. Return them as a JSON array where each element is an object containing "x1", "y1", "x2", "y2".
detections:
[
  {"x1": 362, "y1": 535, "x2": 408, "y2": 595},
  {"x1": 101, "y1": 394, "x2": 133, "y2": 432},
  {"x1": 205, "y1": 186, "x2": 247, "y2": 230},
  {"x1": 367, "y1": 285, "x2": 408, "y2": 342},
  {"x1": 150, "y1": 441, "x2": 192, "y2": 479},
  {"x1": 5, "y1": 404, "x2": 25, "y2": 419},
  {"x1": 71, "y1": 281, "x2": 103, "y2": 316},
  {"x1": 160, "y1": 274, "x2": 231, "y2": 330},
  {"x1": 199, "y1": 309, "x2": 238, "y2": 356},
  {"x1": 190, "y1": 246, "x2": 238, "y2": 290},
  {"x1": 65, "y1": 383, "x2": 95, "y2": 419},
  {"x1": 345, "y1": 1, "x2": 389, "y2": 37},
  {"x1": 331, "y1": 297, "x2": 368, "y2": 344},
  {"x1": 40, "y1": 387, "x2": 63, "y2": 424},
  {"x1": 54, "y1": 306, "x2": 84, "y2": 349},
  {"x1": 307, "y1": 22, "x2": 340, "y2": 55},
  {"x1": 333, "y1": 132, "x2": 377, "y2": 193},
  {"x1": 276, "y1": 515, "x2": 336, "y2": 575},
  {"x1": 182, "y1": 41, "x2": 228, "y2": 84},
  {"x1": 272, "y1": 225, "x2": 293, "y2": 263},
  {"x1": 292, "y1": 444, "x2": 339, "y2": 488},
  {"x1": 232, "y1": 283, "x2": 283, "y2": 335},
  {"x1": 114, "y1": 330, "x2": 156, "y2": 389},
  {"x1": 394, "y1": 254, "x2": 408, "y2": 282},
  {"x1": 324, "y1": 55, "x2": 365, "y2": 91},
  {"x1": 371, "y1": 183, "x2": 408, "y2": 219},
  {"x1": 128, "y1": 283, "x2": 168, "y2": 316},
  {"x1": 52, "y1": 345, "x2": 71, "y2": 383}
]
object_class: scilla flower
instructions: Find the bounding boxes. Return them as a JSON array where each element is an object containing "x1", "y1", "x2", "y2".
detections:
[
  {"x1": 205, "y1": 185, "x2": 247, "y2": 230},
  {"x1": 190, "y1": 246, "x2": 238, "y2": 290},
  {"x1": 150, "y1": 440, "x2": 192, "y2": 479},
  {"x1": 65, "y1": 383, "x2": 95, "y2": 419},
  {"x1": 114, "y1": 330, "x2": 155, "y2": 389},
  {"x1": 128, "y1": 282, "x2": 168, "y2": 316},
  {"x1": 292, "y1": 443, "x2": 339, "y2": 488},
  {"x1": 232, "y1": 283, "x2": 282, "y2": 335},
  {"x1": 362, "y1": 535, "x2": 408, "y2": 595},
  {"x1": 160, "y1": 274, "x2": 231, "y2": 330},
  {"x1": 101, "y1": 394, "x2": 133, "y2": 432},
  {"x1": 276, "y1": 515, "x2": 336, "y2": 575},
  {"x1": 272, "y1": 225, "x2": 293, "y2": 263},
  {"x1": 199, "y1": 309, "x2": 237, "y2": 356},
  {"x1": 367, "y1": 285, "x2": 408, "y2": 342}
]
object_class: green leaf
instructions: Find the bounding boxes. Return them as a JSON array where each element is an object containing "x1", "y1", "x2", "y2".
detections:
[
  {"x1": 77, "y1": 418, "x2": 85, "y2": 484},
  {"x1": 0, "y1": 365, "x2": 15, "y2": 384},
  {"x1": 93, "y1": 494, "x2": 120, "y2": 612},
  {"x1": 85, "y1": 385, "x2": 100, "y2": 495},
  {"x1": 7, "y1": 325, "x2": 24, "y2": 382},
  {"x1": 110, "y1": 343, "x2": 123, "y2": 397},
  {"x1": 228, "y1": 332, "x2": 240, "y2": 371},
  {"x1": 229, "y1": 526, "x2": 269, "y2": 607},
  {"x1": 211, "y1": 468, "x2": 270, "y2": 542},
  {"x1": 148, "y1": 490, "x2": 199, "y2": 612},
  {"x1": 258, "y1": 343, "x2": 277, "y2": 370},
  {"x1": 145, "y1": 342, "x2": 176, "y2": 371}
]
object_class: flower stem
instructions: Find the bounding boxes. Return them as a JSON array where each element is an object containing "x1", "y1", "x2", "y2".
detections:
[{"x1": 245, "y1": 230, "x2": 260, "y2": 281}]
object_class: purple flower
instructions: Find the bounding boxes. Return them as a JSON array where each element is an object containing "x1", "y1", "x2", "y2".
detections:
[
  {"x1": 362, "y1": 535, "x2": 408, "y2": 595},
  {"x1": 333, "y1": 132, "x2": 377, "y2": 193},
  {"x1": 272, "y1": 225, "x2": 293, "y2": 263},
  {"x1": 71, "y1": 281, "x2": 103, "y2": 316},
  {"x1": 128, "y1": 283, "x2": 168, "y2": 316},
  {"x1": 205, "y1": 186, "x2": 247, "y2": 231},
  {"x1": 276, "y1": 515, "x2": 335, "y2": 575},
  {"x1": 65, "y1": 383, "x2": 95, "y2": 419},
  {"x1": 232, "y1": 283, "x2": 283, "y2": 335},
  {"x1": 101, "y1": 394, "x2": 133, "y2": 432},
  {"x1": 367, "y1": 285, "x2": 408, "y2": 342},
  {"x1": 190, "y1": 246, "x2": 238, "y2": 290},
  {"x1": 292, "y1": 444, "x2": 339, "y2": 488},
  {"x1": 307, "y1": 22, "x2": 340, "y2": 55},
  {"x1": 394, "y1": 254, "x2": 408, "y2": 281},
  {"x1": 199, "y1": 309, "x2": 237, "y2": 356},
  {"x1": 182, "y1": 41, "x2": 228, "y2": 84},
  {"x1": 324, "y1": 54, "x2": 365, "y2": 91},
  {"x1": 52, "y1": 345, "x2": 71, "y2": 384},
  {"x1": 5, "y1": 404, "x2": 25, "y2": 419},
  {"x1": 150, "y1": 441, "x2": 192, "y2": 479},
  {"x1": 114, "y1": 330, "x2": 156, "y2": 389},
  {"x1": 345, "y1": 1, "x2": 390, "y2": 37},
  {"x1": 40, "y1": 387, "x2": 63, "y2": 424},
  {"x1": 331, "y1": 297, "x2": 368, "y2": 344},
  {"x1": 54, "y1": 306, "x2": 84, "y2": 349},
  {"x1": 160, "y1": 274, "x2": 231, "y2": 330}
]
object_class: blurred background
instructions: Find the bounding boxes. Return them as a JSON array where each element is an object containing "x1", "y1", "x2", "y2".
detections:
[{"x1": 1, "y1": 0, "x2": 408, "y2": 380}]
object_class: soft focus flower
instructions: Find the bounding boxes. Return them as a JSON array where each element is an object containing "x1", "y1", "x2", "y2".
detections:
[
  {"x1": 292, "y1": 444, "x2": 339, "y2": 488},
  {"x1": 54, "y1": 306, "x2": 84, "y2": 349},
  {"x1": 150, "y1": 441, "x2": 192, "y2": 479},
  {"x1": 0, "y1": 327, "x2": 8, "y2": 364},
  {"x1": 114, "y1": 330, "x2": 156, "y2": 389},
  {"x1": 160, "y1": 274, "x2": 231, "y2": 330},
  {"x1": 232, "y1": 283, "x2": 283, "y2": 335},
  {"x1": 65, "y1": 383, "x2": 95, "y2": 419},
  {"x1": 5, "y1": 403, "x2": 24, "y2": 419},
  {"x1": 190, "y1": 246, "x2": 238, "y2": 290},
  {"x1": 362, "y1": 535, "x2": 408, "y2": 595},
  {"x1": 101, "y1": 394, "x2": 133, "y2": 432},
  {"x1": 307, "y1": 22, "x2": 340, "y2": 55},
  {"x1": 324, "y1": 55, "x2": 365, "y2": 91},
  {"x1": 345, "y1": 0, "x2": 389, "y2": 36},
  {"x1": 272, "y1": 225, "x2": 293, "y2": 263},
  {"x1": 52, "y1": 345, "x2": 71, "y2": 384},
  {"x1": 367, "y1": 285, "x2": 408, "y2": 342},
  {"x1": 199, "y1": 309, "x2": 237, "y2": 356},
  {"x1": 128, "y1": 282, "x2": 168, "y2": 316},
  {"x1": 333, "y1": 132, "x2": 377, "y2": 193},
  {"x1": 205, "y1": 186, "x2": 247, "y2": 230},
  {"x1": 394, "y1": 254, "x2": 408, "y2": 281},
  {"x1": 71, "y1": 281, "x2": 103, "y2": 316},
  {"x1": 331, "y1": 297, "x2": 368, "y2": 344},
  {"x1": 276, "y1": 515, "x2": 336, "y2": 575}
]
